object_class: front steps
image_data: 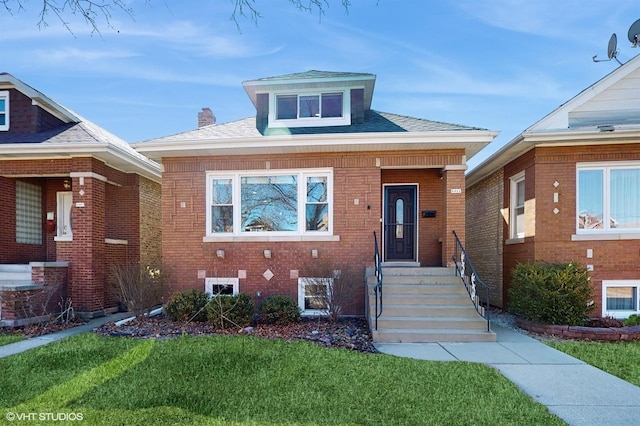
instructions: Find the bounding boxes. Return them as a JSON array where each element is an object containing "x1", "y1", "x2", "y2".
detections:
[{"x1": 367, "y1": 266, "x2": 496, "y2": 343}]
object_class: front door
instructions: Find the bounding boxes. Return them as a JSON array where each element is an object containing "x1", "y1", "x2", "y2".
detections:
[{"x1": 384, "y1": 185, "x2": 417, "y2": 262}]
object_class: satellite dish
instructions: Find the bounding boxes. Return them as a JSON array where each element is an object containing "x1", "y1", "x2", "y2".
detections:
[
  {"x1": 593, "y1": 33, "x2": 622, "y2": 65},
  {"x1": 629, "y1": 18, "x2": 640, "y2": 47}
]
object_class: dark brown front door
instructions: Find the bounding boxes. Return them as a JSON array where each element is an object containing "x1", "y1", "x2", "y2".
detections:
[{"x1": 384, "y1": 185, "x2": 417, "y2": 261}]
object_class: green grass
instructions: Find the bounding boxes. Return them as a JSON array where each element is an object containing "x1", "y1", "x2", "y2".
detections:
[
  {"x1": 0, "y1": 333, "x2": 23, "y2": 346},
  {"x1": 0, "y1": 334, "x2": 564, "y2": 425},
  {"x1": 546, "y1": 340, "x2": 640, "y2": 387}
]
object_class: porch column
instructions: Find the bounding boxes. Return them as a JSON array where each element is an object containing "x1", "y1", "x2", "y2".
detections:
[
  {"x1": 69, "y1": 171, "x2": 106, "y2": 316},
  {"x1": 441, "y1": 166, "x2": 466, "y2": 267}
]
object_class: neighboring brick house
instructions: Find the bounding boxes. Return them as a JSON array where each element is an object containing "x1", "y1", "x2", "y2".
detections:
[
  {"x1": 466, "y1": 54, "x2": 640, "y2": 318},
  {"x1": 0, "y1": 73, "x2": 162, "y2": 324},
  {"x1": 134, "y1": 70, "x2": 496, "y2": 316}
]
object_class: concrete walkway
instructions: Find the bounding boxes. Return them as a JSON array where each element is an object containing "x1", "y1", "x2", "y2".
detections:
[
  {"x1": 375, "y1": 325, "x2": 640, "y2": 426},
  {"x1": 0, "y1": 312, "x2": 131, "y2": 359}
]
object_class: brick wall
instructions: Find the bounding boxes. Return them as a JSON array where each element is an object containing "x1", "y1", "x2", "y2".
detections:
[
  {"x1": 161, "y1": 149, "x2": 466, "y2": 316},
  {"x1": 139, "y1": 176, "x2": 162, "y2": 267},
  {"x1": 466, "y1": 168, "x2": 504, "y2": 307}
]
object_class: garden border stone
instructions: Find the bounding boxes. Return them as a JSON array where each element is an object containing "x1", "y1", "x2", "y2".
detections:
[{"x1": 516, "y1": 318, "x2": 640, "y2": 341}]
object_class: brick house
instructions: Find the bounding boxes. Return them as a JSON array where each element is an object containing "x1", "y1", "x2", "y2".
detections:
[
  {"x1": 134, "y1": 70, "x2": 497, "y2": 324},
  {"x1": 466, "y1": 54, "x2": 640, "y2": 318},
  {"x1": 0, "y1": 73, "x2": 162, "y2": 325}
]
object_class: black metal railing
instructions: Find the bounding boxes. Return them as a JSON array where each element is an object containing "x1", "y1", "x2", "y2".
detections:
[
  {"x1": 373, "y1": 231, "x2": 383, "y2": 330},
  {"x1": 452, "y1": 230, "x2": 490, "y2": 332}
]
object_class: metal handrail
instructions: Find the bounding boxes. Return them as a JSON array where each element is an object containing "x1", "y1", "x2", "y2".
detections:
[
  {"x1": 373, "y1": 231, "x2": 383, "y2": 330},
  {"x1": 452, "y1": 230, "x2": 491, "y2": 332}
]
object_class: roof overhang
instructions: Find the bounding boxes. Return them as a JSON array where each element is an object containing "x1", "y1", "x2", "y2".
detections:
[
  {"x1": 0, "y1": 143, "x2": 162, "y2": 183},
  {"x1": 242, "y1": 74, "x2": 377, "y2": 111},
  {"x1": 0, "y1": 73, "x2": 80, "y2": 123},
  {"x1": 134, "y1": 130, "x2": 498, "y2": 163},
  {"x1": 466, "y1": 126, "x2": 640, "y2": 187}
]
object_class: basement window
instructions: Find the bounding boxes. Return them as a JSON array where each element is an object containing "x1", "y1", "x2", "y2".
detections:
[{"x1": 602, "y1": 280, "x2": 639, "y2": 319}]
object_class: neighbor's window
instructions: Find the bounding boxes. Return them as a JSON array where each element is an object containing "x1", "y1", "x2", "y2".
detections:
[
  {"x1": 298, "y1": 277, "x2": 332, "y2": 315},
  {"x1": 509, "y1": 172, "x2": 525, "y2": 239},
  {"x1": 205, "y1": 277, "x2": 239, "y2": 296},
  {"x1": 206, "y1": 169, "x2": 333, "y2": 236},
  {"x1": 16, "y1": 181, "x2": 42, "y2": 244},
  {"x1": 602, "y1": 281, "x2": 639, "y2": 318},
  {"x1": 0, "y1": 90, "x2": 8, "y2": 131},
  {"x1": 577, "y1": 163, "x2": 640, "y2": 232}
]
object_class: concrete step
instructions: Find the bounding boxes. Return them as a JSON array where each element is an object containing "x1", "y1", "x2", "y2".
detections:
[
  {"x1": 368, "y1": 294, "x2": 471, "y2": 307},
  {"x1": 382, "y1": 267, "x2": 455, "y2": 276},
  {"x1": 0, "y1": 264, "x2": 32, "y2": 273},
  {"x1": 371, "y1": 283, "x2": 468, "y2": 296},
  {"x1": 375, "y1": 316, "x2": 489, "y2": 330},
  {"x1": 373, "y1": 328, "x2": 496, "y2": 343},
  {"x1": 379, "y1": 303, "x2": 482, "y2": 317}
]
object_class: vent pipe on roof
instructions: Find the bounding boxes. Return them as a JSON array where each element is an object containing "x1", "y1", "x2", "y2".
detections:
[{"x1": 198, "y1": 107, "x2": 216, "y2": 128}]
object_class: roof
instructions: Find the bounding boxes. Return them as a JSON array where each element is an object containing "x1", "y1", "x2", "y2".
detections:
[
  {"x1": 0, "y1": 73, "x2": 161, "y2": 182},
  {"x1": 242, "y1": 69, "x2": 377, "y2": 111},
  {"x1": 466, "y1": 54, "x2": 640, "y2": 188},
  {"x1": 134, "y1": 110, "x2": 497, "y2": 161}
]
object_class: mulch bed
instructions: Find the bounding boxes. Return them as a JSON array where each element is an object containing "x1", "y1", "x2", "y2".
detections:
[{"x1": 94, "y1": 314, "x2": 379, "y2": 354}]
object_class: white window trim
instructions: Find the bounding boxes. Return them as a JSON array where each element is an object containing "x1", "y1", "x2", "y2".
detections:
[
  {"x1": 205, "y1": 277, "x2": 239, "y2": 296},
  {"x1": 205, "y1": 168, "x2": 333, "y2": 239},
  {"x1": 0, "y1": 90, "x2": 9, "y2": 131},
  {"x1": 575, "y1": 161, "x2": 640, "y2": 239},
  {"x1": 268, "y1": 90, "x2": 350, "y2": 128},
  {"x1": 298, "y1": 277, "x2": 333, "y2": 316},
  {"x1": 602, "y1": 280, "x2": 640, "y2": 319},
  {"x1": 509, "y1": 171, "x2": 525, "y2": 240}
]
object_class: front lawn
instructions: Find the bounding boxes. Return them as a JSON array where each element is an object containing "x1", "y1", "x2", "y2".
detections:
[
  {"x1": 0, "y1": 333, "x2": 565, "y2": 425},
  {"x1": 546, "y1": 340, "x2": 640, "y2": 387},
  {"x1": 0, "y1": 334, "x2": 23, "y2": 346}
]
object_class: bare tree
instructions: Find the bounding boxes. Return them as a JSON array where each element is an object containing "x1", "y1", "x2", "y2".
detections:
[{"x1": 0, "y1": 0, "x2": 353, "y2": 34}]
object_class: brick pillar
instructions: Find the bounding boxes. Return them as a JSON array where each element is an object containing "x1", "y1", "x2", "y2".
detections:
[
  {"x1": 69, "y1": 173, "x2": 106, "y2": 316},
  {"x1": 442, "y1": 167, "x2": 466, "y2": 267}
]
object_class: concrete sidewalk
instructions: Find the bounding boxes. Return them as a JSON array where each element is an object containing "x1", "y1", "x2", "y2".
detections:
[
  {"x1": 375, "y1": 325, "x2": 640, "y2": 426},
  {"x1": 0, "y1": 312, "x2": 131, "y2": 359}
]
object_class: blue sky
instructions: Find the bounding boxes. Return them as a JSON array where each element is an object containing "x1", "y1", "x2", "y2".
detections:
[{"x1": 2, "y1": 0, "x2": 638, "y2": 169}]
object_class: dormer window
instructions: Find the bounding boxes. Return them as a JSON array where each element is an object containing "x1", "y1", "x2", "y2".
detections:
[
  {"x1": 0, "y1": 91, "x2": 9, "y2": 131},
  {"x1": 270, "y1": 90, "x2": 350, "y2": 128}
]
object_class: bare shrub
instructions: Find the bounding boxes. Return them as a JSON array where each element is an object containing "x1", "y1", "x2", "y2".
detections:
[
  {"x1": 302, "y1": 261, "x2": 359, "y2": 322},
  {"x1": 110, "y1": 262, "x2": 164, "y2": 317}
]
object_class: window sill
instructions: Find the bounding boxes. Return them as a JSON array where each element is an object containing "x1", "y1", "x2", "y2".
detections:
[
  {"x1": 572, "y1": 233, "x2": 640, "y2": 241},
  {"x1": 53, "y1": 236, "x2": 72, "y2": 242},
  {"x1": 203, "y1": 235, "x2": 340, "y2": 243},
  {"x1": 505, "y1": 238, "x2": 525, "y2": 245}
]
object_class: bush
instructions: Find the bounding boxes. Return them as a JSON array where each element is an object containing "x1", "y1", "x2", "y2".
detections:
[
  {"x1": 508, "y1": 262, "x2": 593, "y2": 325},
  {"x1": 165, "y1": 289, "x2": 210, "y2": 322},
  {"x1": 110, "y1": 263, "x2": 164, "y2": 317},
  {"x1": 623, "y1": 314, "x2": 640, "y2": 326},
  {"x1": 260, "y1": 295, "x2": 301, "y2": 325},
  {"x1": 207, "y1": 293, "x2": 254, "y2": 329}
]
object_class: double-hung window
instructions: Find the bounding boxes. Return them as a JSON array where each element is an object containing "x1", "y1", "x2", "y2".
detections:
[
  {"x1": 0, "y1": 90, "x2": 9, "y2": 131},
  {"x1": 509, "y1": 172, "x2": 525, "y2": 239},
  {"x1": 206, "y1": 169, "x2": 333, "y2": 237},
  {"x1": 577, "y1": 162, "x2": 640, "y2": 233}
]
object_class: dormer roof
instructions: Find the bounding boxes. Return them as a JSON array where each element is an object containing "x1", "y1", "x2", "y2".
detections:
[{"x1": 242, "y1": 70, "x2": 376, "y2": 110}]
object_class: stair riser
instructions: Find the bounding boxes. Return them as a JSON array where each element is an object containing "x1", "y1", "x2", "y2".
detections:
[
  {"x1": 380, "y1": 306, "x2": 481, "y2": 317},
  {"x1": 375, "y1": 319, "x2": 488, "y2": 330},
  {"x1": 381, "y1": 267, "x2": 455, "y2": 277},
  {"x1": 373, "y1": 331, "x2": 496, "y2": 343},
  {"x1": 0, "y1": 272, "x2": 33, "y2": 281},
  {"x1": 369, "y1": 296, "x2": 470, "y2": 306}
]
